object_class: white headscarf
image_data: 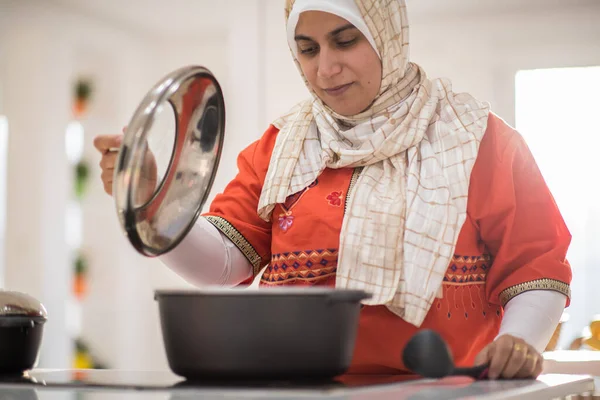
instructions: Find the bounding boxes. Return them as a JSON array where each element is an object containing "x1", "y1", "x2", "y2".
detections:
[
  {"x1": 286, "y1": 0, "x2": 380, "y2": 59},
  {"x1": 258, "y1": 0, "x2": 490, "y2": 327}
]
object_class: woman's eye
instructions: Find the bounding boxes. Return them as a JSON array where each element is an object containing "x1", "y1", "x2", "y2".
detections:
[
  {"x1": 299, "y1": 46, "x2": 318, "y2": 55},
  {"x1": 337, "y1": 38, "x2": 357, "y2": 48}
]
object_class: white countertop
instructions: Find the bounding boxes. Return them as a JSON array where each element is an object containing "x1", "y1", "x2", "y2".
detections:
[
  {"x1": 0, "y1": 370, "x2": 594, "y2": 400},
  {"x1": 544, "y1": 350, "x2": 600, "y2": 375}
]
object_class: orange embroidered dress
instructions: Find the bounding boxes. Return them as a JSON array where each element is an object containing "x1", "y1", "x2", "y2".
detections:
[{"x1": 203, "y1": 113, "x2": 571, "y2": 374}]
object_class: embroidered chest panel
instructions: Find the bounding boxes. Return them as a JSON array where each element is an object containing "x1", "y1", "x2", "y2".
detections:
[{"x1": 261, "y1": 167, "x2": 492, "y2": 288}]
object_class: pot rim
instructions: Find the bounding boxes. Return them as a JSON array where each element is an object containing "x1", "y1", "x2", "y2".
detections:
[
  {"x1": 155, "y1": 287, "x2": 368, "y2": 295},
  {"x1": 154, "y1": 288, "x2": 372, "y2": 303},
  {"x1": 0, "y1": 315, "x2": 47, "y2": 327}
]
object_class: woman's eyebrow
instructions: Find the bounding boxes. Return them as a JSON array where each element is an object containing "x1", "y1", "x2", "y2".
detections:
[{"x1": 294, "y1": 23, "x2": 357, "y2": 42}]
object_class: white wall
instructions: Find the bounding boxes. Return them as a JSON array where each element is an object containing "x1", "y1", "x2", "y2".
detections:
[
  {"x1": 1, "y1": 2, "x2": 77, "y2": 369},
  {"x1": 263, "y1": 3, "x2": 309, "y2": 124},
  {"x1": 0, "y1": 0, "x2": 598, "y2": 371},
  {"x1": 0, "y1": 0, "x2": 168, "y2": 369}
]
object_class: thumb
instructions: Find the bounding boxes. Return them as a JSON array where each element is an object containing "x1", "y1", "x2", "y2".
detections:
[{"x1": 474, "y1": 341, "x2": 494, "y2": 366}]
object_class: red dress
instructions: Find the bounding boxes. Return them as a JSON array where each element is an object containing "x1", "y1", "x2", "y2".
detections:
[{"x1": 203, "y1": 113, "x2": 571, "y2": 373}]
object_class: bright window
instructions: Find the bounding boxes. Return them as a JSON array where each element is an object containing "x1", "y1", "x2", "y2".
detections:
[
  {"x1": 65, "y1": 121, "x2": 85, "y2": 165},
  {"x1": 65, "y1": 121, "x2": 85, "y2": 251}
]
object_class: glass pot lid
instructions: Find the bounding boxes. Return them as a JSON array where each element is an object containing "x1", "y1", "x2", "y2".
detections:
[
  {"x1": 0, "y1": 290, "x2": 48, "y2": 319},
  {"x1": 113, "y1": 66, "x2": 225, "y2": 257}
]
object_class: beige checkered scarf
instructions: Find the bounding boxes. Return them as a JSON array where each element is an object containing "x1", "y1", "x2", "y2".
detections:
[{"x1": 257, "y1": 0, "x2": 490, "y2": 327}]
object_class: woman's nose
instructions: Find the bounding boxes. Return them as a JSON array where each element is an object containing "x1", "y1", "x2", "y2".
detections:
[{"x1": 317, "y1": 48, "x2": 343, "y2": 79}]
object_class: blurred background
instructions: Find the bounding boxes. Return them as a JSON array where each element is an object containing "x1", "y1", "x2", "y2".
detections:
[{"x1": 0, "y1": 0, "x2": 598, "y2": 371}]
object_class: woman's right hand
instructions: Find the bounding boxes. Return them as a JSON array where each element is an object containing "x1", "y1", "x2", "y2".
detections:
[{"x1": 93, "y1": 131, "x2": 158, "y2": 200}]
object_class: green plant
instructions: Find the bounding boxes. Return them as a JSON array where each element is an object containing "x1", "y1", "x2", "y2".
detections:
[
  {"x1": 74, "y1": 253, "x2": 87, "y2": 276},
  {"x1": 75, "y1": 79, "x2": 93, "y2": 102},
  {"x1": 74, "y1": 160, "x2": 90, "y2": 199}
]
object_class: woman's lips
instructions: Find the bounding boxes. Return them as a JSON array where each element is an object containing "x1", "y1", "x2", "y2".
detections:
[{"x1": 323, "y1": 83, "x2": 353, "y2": 96}]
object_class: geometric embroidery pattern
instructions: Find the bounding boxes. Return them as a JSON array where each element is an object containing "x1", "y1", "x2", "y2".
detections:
[
  {"x1": 261, "y1": 249, "x2": 338, "y2": 285},
  {"x1": 443, "y1": 254, "x2": 492, "y2": 285},
  {"x1": 499, "y1": 278, "x2": 571, "y2": 306}
]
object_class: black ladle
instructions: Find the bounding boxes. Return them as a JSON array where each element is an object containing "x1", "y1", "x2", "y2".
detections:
[{"x1": 402, "y1": 329, "x2": 489, "y2": 379}]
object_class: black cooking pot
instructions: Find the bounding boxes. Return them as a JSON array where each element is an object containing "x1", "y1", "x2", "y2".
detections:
[
  {"x1": 0, "y1": 291, "x2": 47, "y2": 375},
  {"x1": 155, "y1": 288, "x2": 370, "y2": 380}
]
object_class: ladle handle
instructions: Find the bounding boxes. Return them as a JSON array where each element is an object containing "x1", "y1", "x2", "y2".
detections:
[{"x1": 452, "y1": 363, "x2": 489, "y2": 380}]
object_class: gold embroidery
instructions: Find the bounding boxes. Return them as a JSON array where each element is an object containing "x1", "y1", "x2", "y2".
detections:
[
  {"x1": 499, "y1": 278, "x2": 571, "y2": 306},
  {"x1": 204, "y1": 216, "x2": 262, "y2": 276},
  {"x1": 344, "y1": 167, "x2": 363, "y2": 215}
]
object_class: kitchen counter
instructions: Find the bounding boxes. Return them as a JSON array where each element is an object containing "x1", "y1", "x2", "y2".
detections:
[
  {"x1": 544, "y1": 350, "x2": 600, "y2": 376},
  {"x1": 0, "y1": 370, "x2": 594, "y2": 399}
]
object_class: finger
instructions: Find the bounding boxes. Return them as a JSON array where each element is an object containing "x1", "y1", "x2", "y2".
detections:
[
  {"x1": 488, "y1": 338, "x2": 513, "y2": 380},
  {"x1": 103, "y1": 180, "x2": 113, "y2": 195},
  {"x1": 532, "y1": 354, "x2": 544, "y2": 378},
  {"x1": 93, "y1": 135, "x2": 122, "y2": 153},
  {"x1": 501, "y1": 340, "x2": 529, "y2": 379},
  {"x1": 515, "y1": 350, "x2": 539, "y2": 379},
  {"x1": 99, "y1": 152, "x2": 118, "y2": 170},
  {"x1": 474, "y1": 343, "x2": 493, "y2": 367},
  {"x1": 101, "y1": 169, "x2": 114, "y2": 184}
]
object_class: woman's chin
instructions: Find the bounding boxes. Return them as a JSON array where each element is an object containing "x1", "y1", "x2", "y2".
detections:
[{"x1": 323, "y1": 101, "x2": 366, "y2": 117}]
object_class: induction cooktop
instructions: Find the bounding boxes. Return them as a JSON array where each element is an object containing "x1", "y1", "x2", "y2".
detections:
[
  {"x1": 2, "y1": 370, "x2": 581, "y2": 400},
  {"x1": 2, "y1": 369, "x2": 423, "y2": 391}
]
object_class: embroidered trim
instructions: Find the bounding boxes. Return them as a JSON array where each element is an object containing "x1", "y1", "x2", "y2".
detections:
[
  {"x1": 262, "y1": 268, "x2": 337, "y2": 285},
  {"x1": 204, "y1": 216, "x2": 262, "y2": 276},
  {"x1": 499, "y1": 278, "x2": 571, "y2": 306},
  {"x1": 263, "y1": 249, "x2": 338, "y2": 284},
  {"x1": 444, "y1": 254, "x2": 491, "y2": 284},
  {"x1": 344, "y1": 167, "x2": 363, "y2": 215}
]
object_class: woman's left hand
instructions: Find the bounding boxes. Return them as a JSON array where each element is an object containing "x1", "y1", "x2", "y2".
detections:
[{"x1": 474, "y1": 335, "x2": 543, "y2": 380}]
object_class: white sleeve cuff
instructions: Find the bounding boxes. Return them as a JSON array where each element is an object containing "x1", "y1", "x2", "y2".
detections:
[
  {"x1": 496, "y1": 290, "x2": 567, "y2": 353},
  {"x1": 158, "y1": 217, "x2": 253, "y2": 287}
]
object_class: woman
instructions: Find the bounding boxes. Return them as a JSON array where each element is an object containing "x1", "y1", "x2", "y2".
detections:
[{"x1": 94, "y1": 0, "x2": 571, "y2": 380}]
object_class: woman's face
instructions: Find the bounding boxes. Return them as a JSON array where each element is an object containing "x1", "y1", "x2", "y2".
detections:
[{"x1": 294, "y1": 11, "x2": 382, "y2": 116}]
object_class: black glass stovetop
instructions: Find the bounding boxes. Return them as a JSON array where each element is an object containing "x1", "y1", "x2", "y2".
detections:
[{"x1": 0, "y1": 369, "x2": 422, "y2": 392}]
